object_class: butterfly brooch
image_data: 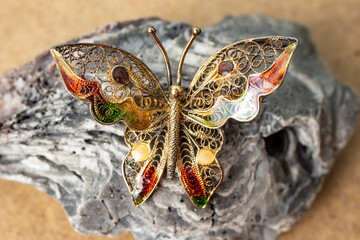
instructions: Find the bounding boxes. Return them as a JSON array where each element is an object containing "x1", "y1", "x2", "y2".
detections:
[{"x1": 50, "y1": 26, "x2": 297, "y2": 208}]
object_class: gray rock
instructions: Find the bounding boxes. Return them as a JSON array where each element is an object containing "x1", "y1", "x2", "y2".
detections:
[{"x1": 0, "y1": 15, "x2": 358, "y2": 240}]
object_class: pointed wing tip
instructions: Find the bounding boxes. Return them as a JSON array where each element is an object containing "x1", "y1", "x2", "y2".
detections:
[
  {"x1": 283, "y1": 37, "x2": 299, "y2": 57},
  {"x1": 130, "y1": 192, "x2": 145, "y2": 207},
  {"x1": 49, "y1": 48, "x2": 55, "y2": 56},
  {"x1": 192, "y1": 196, "x2": 210, "y2": 209},
  {"x1": 132, "y1": 199, "x2": 144, "y2": 207},
  {"x1": 50, "y1": 46, "x2": 60, "y2": 57},
  {"x1": 50, "y1": 45, "x2": 77, "y2": 61},
  {"x1": 49, "y1": 47, "x2": 64, "y2": 66},
  {"x1": 49, "y1": 47, "x2": 74, "y2": 79},
  {"x1": 131, "y1": 187, "x2": 156, "y2": 207},
  {"x1": 286, "y1": 41, "x2": 298, "y2": 54},
  {"x1": 283, "y1": 36, "x2": 298, "y2": 45}
]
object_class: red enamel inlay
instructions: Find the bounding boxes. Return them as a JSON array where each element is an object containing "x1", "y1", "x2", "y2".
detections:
[
  {"x1": 57, "y1": 57, "x2": 99, "y2": 99},
  {"x1": 249, "y1": 56, "x2": 287, "y2": 93},
  {"x1": 133, "y1": 164, "x2": 158, "y2": 204},
  {"x1": 182, "y1": 166, "x2": 207, "y2": 197},
  {"x1": 249, "y1": 44, "x2": 296, "y2": 94}
]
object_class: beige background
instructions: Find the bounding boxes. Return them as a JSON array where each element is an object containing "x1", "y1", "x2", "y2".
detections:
[{"x1": 0, "y1": 1, "x2": 359, "y2": 239}]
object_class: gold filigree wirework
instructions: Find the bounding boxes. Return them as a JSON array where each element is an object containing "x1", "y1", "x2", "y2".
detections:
[
  {"x1": 185, "y1": 37, "x2": 296, "y2": 110},
  {"x1": 51, "y1": 25, "x2": 298, "y2": 208}
]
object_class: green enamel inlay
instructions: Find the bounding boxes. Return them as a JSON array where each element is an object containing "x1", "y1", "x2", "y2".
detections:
[
  {"x1": 192, "y1": 196, "x2": 208, "y2": 208},
  {"x1": 92, "y1": 96, "x2": 148, "y2": 129},
  {"x1": 202, "y1": 118, "x2": 217, "y2": 128},
  {"x1": 132, "y1": 192, "x2": 145, "y2": 206},
  {"x1": 95, "y1": 102, "x2": 126, "y2": 123}
]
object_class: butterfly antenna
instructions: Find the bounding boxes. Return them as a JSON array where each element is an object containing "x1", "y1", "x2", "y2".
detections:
[
  {"x1": 147, "y1": 26, "x2": 172, "y2": 86},
  {"x1": 176, "y1": 27, "x2": 201, "y2": 85}
]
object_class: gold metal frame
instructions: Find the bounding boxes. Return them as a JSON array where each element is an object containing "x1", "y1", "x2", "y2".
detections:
[{"x1": 51, "y1": 26, "x2": 298, "y2": 208}]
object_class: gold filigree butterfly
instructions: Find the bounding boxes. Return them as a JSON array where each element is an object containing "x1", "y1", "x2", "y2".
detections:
[{"x1": 50, "y1": 26, "x2": 297, "y2": 208}]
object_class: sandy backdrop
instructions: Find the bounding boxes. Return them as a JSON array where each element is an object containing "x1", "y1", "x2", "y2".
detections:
[{"x1": 0, "y1": 1, "x2": 359, "y2": 239}]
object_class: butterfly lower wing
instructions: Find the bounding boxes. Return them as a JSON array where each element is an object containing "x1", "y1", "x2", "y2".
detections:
[
  {"x1": 178, "y1": 119, "x2": 224, "y2": 208},
  {"x1": 51, "y1": 44, "x2": 168, "y2": 130},
  {"x1": 184, "y1": 37, "x2": 298, "y2": 128},
  {"x1": 122, "y1": 116, "x2": 168, "y2": 206}
]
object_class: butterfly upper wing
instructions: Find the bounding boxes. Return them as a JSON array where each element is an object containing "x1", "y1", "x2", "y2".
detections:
[
  {"x1": 184, "y1": 37, "x2": 298, "y2": 128},
  {"x1": 51, "y1": 44, "x2": 169, "y2": 130},
  {"x1": 123, "y1": 115, "x2": 168, "y2": 206}
]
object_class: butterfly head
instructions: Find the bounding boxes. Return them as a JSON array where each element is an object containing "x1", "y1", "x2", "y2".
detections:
[{"x1": 169, "y1": 84, "x2": 184, "y2": 100}]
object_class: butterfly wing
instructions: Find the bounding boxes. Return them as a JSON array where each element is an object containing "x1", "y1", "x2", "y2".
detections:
[
  {"x1": 178, "y1": 119, "x2": 224, "y2": 208},
  {"x1": 184, "y1": 37, "x2": 298, "y2": 128},
  {"x1": 51, "y1": 44, "x2": 170, "y2": 206},
  {"x1": 51, "y1": 44, "x2": 169, "y2": 130},
  {"x1": 178, "y1": 36, "x2": 297, "y2": 208},
  {"x1": 123, "y1": 115, "x2": 168, "y2": 206}
]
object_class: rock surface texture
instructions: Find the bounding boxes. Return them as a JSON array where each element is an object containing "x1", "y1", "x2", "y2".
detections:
[{"x1": 0, "y1": 15, "x2": 358, "y2": 240}]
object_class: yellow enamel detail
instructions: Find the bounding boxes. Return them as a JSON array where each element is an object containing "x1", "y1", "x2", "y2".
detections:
[
  {"x1": 132, "y1": 142, "x2": 151, "y2": 162},
  {"x1": 197, "y1": 149, "x2": 215, "y2": 165}
]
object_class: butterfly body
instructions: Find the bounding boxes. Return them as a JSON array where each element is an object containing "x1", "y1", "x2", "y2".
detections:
[
  {"x1": 167, "y1": 84, "x2": 184, "y2": 179},
  {"x1": 51, "y1": 26, "x2": 297, "y2": 208}
]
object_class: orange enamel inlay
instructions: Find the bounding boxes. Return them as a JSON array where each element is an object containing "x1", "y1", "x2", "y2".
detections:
[
  {"x1": 132, "y1": 163, "x2": 159, "y2": 206},
  {"x1": 249, "y1": 43, "x2": 296, "y2": 94},
  {"x1": 181, "y1": 166, "x2": 208, "y2": 207}
]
